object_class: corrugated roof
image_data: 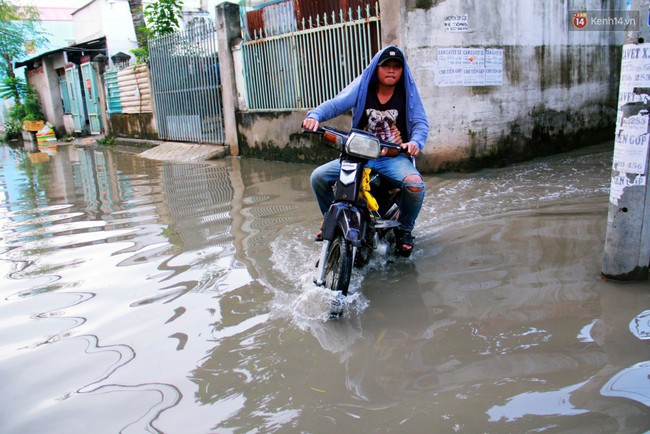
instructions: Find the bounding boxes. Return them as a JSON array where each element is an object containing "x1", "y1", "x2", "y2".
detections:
[{"x1": 14, "y1": 36, "x2": 106, "y2": 69}]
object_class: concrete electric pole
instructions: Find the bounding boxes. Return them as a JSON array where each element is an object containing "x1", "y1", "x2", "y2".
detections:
[{"x1": 602, "y1": 0, "x2": 650, "y2": 281}]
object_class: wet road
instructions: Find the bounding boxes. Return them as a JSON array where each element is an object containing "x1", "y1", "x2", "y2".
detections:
[{"x1": 0, "y1": 141, "x2": 648, "y2": 433}]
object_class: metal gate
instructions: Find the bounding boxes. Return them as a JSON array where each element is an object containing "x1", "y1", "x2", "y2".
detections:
[
  {"x1": 149, "y1": 21, "x2": 224, "y2": 144},
  {"x1": 65, "y1": 64, "x2": 87, "y2": 133},
  {"x1": 104, "y1": 70, "x2": 122, "y2": 114},
  {"x1": 80, "y1": 62, "x2": 103, "y2": 134},
  {"x1": 58, "y1": 76, "x2": 71, "y2": 114},
  {"x1": 241, "y1": 2, "x2": 381, "y2": 111}
]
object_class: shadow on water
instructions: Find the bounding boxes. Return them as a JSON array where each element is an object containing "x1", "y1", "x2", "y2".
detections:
[{"x1": 0, "y1": 141, "x2": 649, "y2": 432}]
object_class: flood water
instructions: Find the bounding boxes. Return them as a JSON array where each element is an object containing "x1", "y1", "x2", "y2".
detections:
[{"x1": 0, "y1": 141, "x2": 648, "y2": 433}]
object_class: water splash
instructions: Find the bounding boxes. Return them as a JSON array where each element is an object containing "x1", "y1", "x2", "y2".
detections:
[{"x1": 268, "y1": 226, "x2": 370, "y2": 326}]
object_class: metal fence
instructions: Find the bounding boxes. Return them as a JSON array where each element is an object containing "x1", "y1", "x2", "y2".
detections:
[
  {"x1": 149, "y1": 20, "x2": 224, "y2": 144},
  {"x1": 104, "y1": 70, "x2": 122, "y2": 114},
  {"x1": 241, "y1": 2, "x2": 381, "y2": 111}
]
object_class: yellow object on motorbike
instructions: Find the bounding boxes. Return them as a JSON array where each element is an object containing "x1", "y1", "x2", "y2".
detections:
[{"x1": 360, "y1": 168, "x2": 379, "y2": 211}]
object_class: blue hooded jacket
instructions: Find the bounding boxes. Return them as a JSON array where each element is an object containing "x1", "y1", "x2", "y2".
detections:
[{"x1": 306, "y1": 46, "x2": 430, "y2": 150}]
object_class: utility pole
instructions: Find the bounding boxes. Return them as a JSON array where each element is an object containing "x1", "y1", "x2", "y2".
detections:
[
  {"x1": 215, "y1": 2, "x2": 241, "y2": 156},
  {"x1": 602, "y1": 0, "x2": 650, "y2": 281}
]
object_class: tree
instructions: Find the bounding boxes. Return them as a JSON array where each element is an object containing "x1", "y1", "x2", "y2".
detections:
[
  {"x1": 0, "y1": 75, "x2": 26, "y2": 102},
  {"x1": 145, "y1": 0, "x2": 184, "y2": 37},
  {"x1": 127, "y1": 0, "x2": 147, "y2": 51},
  {"x1": 128, "y1": 0, "x2": 184, "y2": 63},
  {"x1": 0, "y1": 0, "x2": 47, "y2": 140},
  {"x1": 0, "y1": 0, "x2": 47, "y2": 82}
]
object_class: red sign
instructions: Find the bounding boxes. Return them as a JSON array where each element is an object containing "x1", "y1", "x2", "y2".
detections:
[{"x1": 573, "y1": 12, "x2": 588, "y2": 29}]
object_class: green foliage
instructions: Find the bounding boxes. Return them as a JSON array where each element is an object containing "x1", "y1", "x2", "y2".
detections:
[
  {"x1": 1, "y1": 97, "x2": 25, "y2": 140},
  {"x1": 96, "y1": 136, "x2": 116, "y2": 147},
  {"x1": 8, "y1": 100, "x2": 25, "y2": 120},
  {"x1": 1, "y1": 115, "x2": 22, "y2": 140},
  {"x1": 130, "y1": 46, "x2": 149, "y2": 64},
  {"x1": 0, "y1": 79, "x2": 44, "y2": 140},
  {"x1": 145, "y1": 0, "x2": 184, "y2": 37},
  {"x1": 22, "y1": 86, "x2": 43, "y2": 121},
  {"x1": 130, "y1": 25, "x2": 152, "y2": 64},
  {"x1": 0, "y1": 76, "x2": 26, "y2": 101},
  {"x1": 129, "y1": 0, "x2": 184, "y2": 64},
  {"x1": 0, "y1": 0, "x2": 48, "y2": 78},
  {"x1": 0, "y1": 1, "x2": 48, "y2": 139}
]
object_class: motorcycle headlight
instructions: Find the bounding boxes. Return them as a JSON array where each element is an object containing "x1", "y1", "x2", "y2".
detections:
[{"x1": 345, "y1": 133, "x2": 380, "y2": 159}]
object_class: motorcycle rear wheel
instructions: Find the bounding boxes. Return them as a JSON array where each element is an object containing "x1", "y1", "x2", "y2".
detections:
[{"x1": 324, "y1": 235, "x2": 352, "y2": 296}]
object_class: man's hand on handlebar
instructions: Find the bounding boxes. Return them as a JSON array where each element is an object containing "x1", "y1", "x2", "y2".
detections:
[
  {"x1": 381, "y1": 141, "x2": 419, "y2": 157},
  {"x1": 302, "y1": 119, "x2": 419, "y2": 157},
  {"x1": 401, "y1": 141, "x2": 419, "y2": 157},
  {"x1": 302, "y1": 117, "x2": 319, "y2": 132}
]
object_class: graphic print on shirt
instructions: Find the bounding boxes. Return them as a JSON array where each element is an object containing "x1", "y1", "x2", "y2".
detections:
[{"x1": 365, "y1": 108, "x2": 403, "y2": 144}]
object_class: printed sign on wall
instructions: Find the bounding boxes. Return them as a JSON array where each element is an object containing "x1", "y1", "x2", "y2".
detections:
[
  {"x1": 435, "y1": 48, "x2": 503, "y2": 87},
  {"x1": 444, "y1": 15, "x2": 469, "y2": 32}
]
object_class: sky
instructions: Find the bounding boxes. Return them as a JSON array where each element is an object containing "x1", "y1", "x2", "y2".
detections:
[
  {"x1": 11, "y1": 0, "x2": 241, "y2": 13},
  {"x1": 13, "y1": 0, "x2": 89, "y2": 7}
]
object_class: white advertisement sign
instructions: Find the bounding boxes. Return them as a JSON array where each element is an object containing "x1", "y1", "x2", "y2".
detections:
[
  {"x1": 444, "y1": 14, "x2": 469, "y2": 32},
  {"x1": 609, "y1": 43, "x2": 650, "y2": 205},
  {"x1": 435, "y1": 48, "x2": 503, "y2": 87}
]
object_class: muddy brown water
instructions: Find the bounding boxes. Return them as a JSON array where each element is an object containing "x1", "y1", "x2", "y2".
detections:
[{"x1": 0, "y1": 141, "x2": 648, "y2": 433}]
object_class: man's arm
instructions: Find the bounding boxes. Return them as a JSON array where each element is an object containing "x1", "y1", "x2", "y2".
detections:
[
  {"x1": 303, "y1": 76, "x2": 362, "y2": 130},
  {"x1": 407, "y1": 89, "x2": 430, "y2": 152}
]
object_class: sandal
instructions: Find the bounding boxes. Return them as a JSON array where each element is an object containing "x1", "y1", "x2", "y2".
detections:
[
  {"x1": 394, "y1": 228, "x2": 414, "y2": 257},
  {"x1": 315, "y1": 219, "x2": 324, "y2": 242}
]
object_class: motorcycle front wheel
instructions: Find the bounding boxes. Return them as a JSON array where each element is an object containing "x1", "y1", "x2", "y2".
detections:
[{"x1": 324, "y1": 234, "x2": 352, "y2": 296}]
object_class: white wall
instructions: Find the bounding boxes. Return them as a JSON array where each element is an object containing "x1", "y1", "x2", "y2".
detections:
[
  {"x1": 73, "y1": 0, "x2": 104, "y2": 43},
  {"x1": 102, "y1": 0, "x2": 138, "y2": 60},
  {"x1": 392, "y1": 0, "x2": 627, "y2": 170},
  {"x1": 73, "y1": 0, "x2": 137, "y2": 63}
]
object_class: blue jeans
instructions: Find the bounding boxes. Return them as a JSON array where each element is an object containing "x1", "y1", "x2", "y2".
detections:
[{"x1": 310, "y1": 154, "x2": 425, "y2": 232}]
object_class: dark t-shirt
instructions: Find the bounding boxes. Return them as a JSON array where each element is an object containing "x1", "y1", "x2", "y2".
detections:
[{"x1": 358, "y1": 83, "x2": 407, "y2": 144}]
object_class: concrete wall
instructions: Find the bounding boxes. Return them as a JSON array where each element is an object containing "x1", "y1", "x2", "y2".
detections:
[
  {"x1": 73, "y1": 0, "x2": 103, "y2": 42},
  {"x1": 236, "y1": 110, "x2": 348, "y2": 163},
  {"x1": 102, "y1": 0, "x2": 138, "y2": 61},
  {"x1": 108, "y1": 113, "x2": 158, "y2": 139},
  {"x1": 25, "y1": 59, "x2": 66, "y2": 134},
  {"x1": 395, "y1": 0, "x2": 624, "y2": 171},
  {"x1": 116, "y1": 64, "x2": 153, "y2": 113},
  {"x1": 105, "y1": 66, "x2": 157, "y2": 139},
  {"x1": 73, "y1": 0, "x2": 137, "y2": 62},
  {"x1": 40, "y1": 57, "x2": 66, "y2": 133},
  {"x1": 101, "y1": 62, "x2": 157, "y2": 139},
  {"x1": 230, "y1": 0, "x2": 626, "y2": 172}
]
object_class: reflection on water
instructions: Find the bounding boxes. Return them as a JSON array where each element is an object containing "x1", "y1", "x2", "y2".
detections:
[
  {"x1": 0, "y1": 141, "x2": 649, "y2": 432},
  {"x1": 487, "y1": 380, "x2": 590, "y2": 422}
]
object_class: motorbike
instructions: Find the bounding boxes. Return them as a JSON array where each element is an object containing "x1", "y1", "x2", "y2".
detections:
[{"x1": 304, "y1": 126, "x2": 409, "y2": 318}]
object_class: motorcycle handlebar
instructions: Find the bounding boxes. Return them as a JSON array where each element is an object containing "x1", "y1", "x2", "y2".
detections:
[{"x1": 301, "y1": 127, "x2": 408, "y2": 157}]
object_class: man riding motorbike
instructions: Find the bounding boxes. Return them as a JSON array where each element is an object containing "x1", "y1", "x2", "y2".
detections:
[{"x1": 302, "y1": 45, "x2": 430, "y2": 256}]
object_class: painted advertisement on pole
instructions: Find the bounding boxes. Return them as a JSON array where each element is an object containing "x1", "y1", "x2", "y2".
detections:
[{"x1": 610, "y1": 43, "x2": 650, "y2": 205}]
